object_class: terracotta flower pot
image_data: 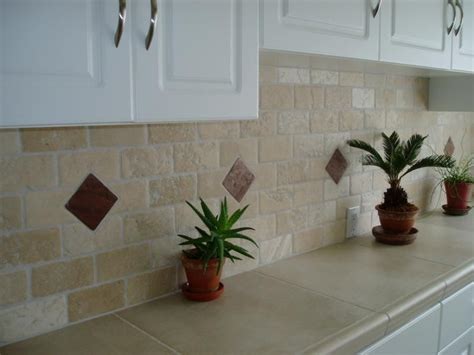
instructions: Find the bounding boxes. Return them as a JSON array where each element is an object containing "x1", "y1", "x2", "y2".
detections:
[
  {"x1": 181, "y1": 253, "x2": 223, "y2": 294},
  {"x1": 444, "y1": 181, "x2": 472, "y2": 210},
  {"x1": 376, "y1": 204, "x2": 419, "y2": 234}
]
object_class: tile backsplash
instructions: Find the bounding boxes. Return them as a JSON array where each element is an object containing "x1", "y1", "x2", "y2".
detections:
[{"x1": 1, "y1": 52, "x2": 473, "y2": 344}]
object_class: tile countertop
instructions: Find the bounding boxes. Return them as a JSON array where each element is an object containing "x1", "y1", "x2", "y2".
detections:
[{"x1": 2, "y1": 211, "x2": 473, "y2": 355}]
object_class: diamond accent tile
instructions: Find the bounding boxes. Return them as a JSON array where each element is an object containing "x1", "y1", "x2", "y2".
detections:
[
  {"x1": 444, "y1": 137, "x2": 455, "y2": 156},
  {"x1": 326, "y1": 148, "x2": 348, "y2": 184},
  {"x1": 222, "y1": 158, "x2": 255, "y2": 202},
  {"x1": 65, "y1": 174, "x2": 118, "y2": 230}
]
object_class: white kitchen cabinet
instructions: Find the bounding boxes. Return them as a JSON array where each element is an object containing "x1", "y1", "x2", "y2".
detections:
[
  {"x1": 133, "y1": 0, "x2": 258, "y2": 122},
  {"x1": 452, "y1": 0, "x2": 474, "y2": 72},
  {"x1": 380, "y1": 0, "x2": 453, "y2": 69},
  {"x1": 0, "y1": 0, "x2": 134, "y2": 126},
  {"x1": 260, "y1": 0, "x2": 380, "y2": 61},
  {"x1": 439, "y1": 327, "x2": 474, "y2": 355},
  {"x1": 360, "y1": 305, "x2": 442, "y2": 355}
]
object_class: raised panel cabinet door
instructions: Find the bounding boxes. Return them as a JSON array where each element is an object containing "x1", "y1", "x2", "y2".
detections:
[
  {"x1": 260, "y1": 0, "x2": 380, "y2": 61},
  {"x1": 133, "y1": 0, "x2": 258, "y2": 122},
  {"x1": 439, "y1": 327, "x2": 474, "y2": 355},
  {"x1": 0, "y1": 0, "x2": 133, "y2": 127},
  {"x1": 380, "y1": 0, "x2": 452, "y2": 69},
  {"x1": 452, "y1": 0, "x2": 474, "y2": 72},
  {"x1": 360, "y1": 304, "x2": 441, "y2": 355}
]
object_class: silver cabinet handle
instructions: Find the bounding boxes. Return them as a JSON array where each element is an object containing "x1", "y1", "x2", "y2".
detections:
[
  {"x1": 372, "y1": 0, "x2": 382, "y2": 18},
  {"x1": 145, "y1": 0, "x2": 158, "y2": 50},
  {"x1": 114, "y1": 0, "x2": 127, "y2": 48},
  {"x1": 447, "y1": 0, "x2": 457, "y2": 34},
  {"x1": 454, "y1": 0, "x2": 464, "y2": 36}
]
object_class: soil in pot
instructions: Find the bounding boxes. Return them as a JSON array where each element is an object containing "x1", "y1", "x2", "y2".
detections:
[
  {"x1": 376, "y1": 204, "x2": 419, "y2": 234},
  {"x1": 444, "y1": 181, "x2": 472, "y2": 210}
]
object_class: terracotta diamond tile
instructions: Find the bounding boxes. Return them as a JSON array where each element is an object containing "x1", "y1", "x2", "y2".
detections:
[
  {"x1": 65, "y1": 174, "x2": 118, "y2": 230},
  {"x1": 325, "y1": 148, "x2": 348, "y2": 184},
  {"x1": 222, "y1": 158, "x2": 255, "y2": 202},
  {"x1": 444, "y1": 137, "x2": 455, "y2": 156}
]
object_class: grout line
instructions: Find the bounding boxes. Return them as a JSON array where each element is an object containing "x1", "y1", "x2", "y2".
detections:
[{"x1": 113, "y1": 313, "x2": 181, "y2": 354}]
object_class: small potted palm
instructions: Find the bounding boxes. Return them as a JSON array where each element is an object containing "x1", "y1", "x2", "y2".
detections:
[
  {"x1": 178, "y1": 198, "x2": 258, "y2": 301},
  {"x1": 438, "y1": 156, "x2": 473, "y2": 215},
  {"x1": 347, "y1": 131, "x2": 454, "y2": 245}
]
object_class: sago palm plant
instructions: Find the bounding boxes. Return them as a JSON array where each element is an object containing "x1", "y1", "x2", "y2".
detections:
[{"x1": 347, "y1": 131, "x2": 454, "y2": 210}]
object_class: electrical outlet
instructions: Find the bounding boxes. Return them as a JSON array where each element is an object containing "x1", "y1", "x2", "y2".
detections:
[{"x1": 346, "y1": 206, "x2": 360, "y2": 239}]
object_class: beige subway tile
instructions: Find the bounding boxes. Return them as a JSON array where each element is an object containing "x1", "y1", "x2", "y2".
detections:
[
  {"x1": 174, "y1": 199, "x2": 213, "y2": 234},
  {"x1": 259, "y1": 66, "x2": 278, "y2": 83},
  {"x1": 110, "y1": 180, "x2": 147, "y2": 213},
  {"x1": 0, "y1": 196, "x2": 22, "y2": 231},
  {"x1": 276, "y1": 207, "x2": 308, "y2": 235},
  {"x1": 277, "y1": 111, "x2": 310, "y2": 134},
  {"x1": 96, "y1": 244, "x2": 151, "y2": 282},
  {"x1": 226, "y1": 191, "x2": 259, "y2": 219},
  {"x1": 324, "y1": 177, "x2": 350, "y2": 200},
  {"x1": 0, "y1": 271, "x2": 27, "y2": 305},
  {"x1": 249, "y1": 163, "x2": 276, "y2": 191},
  {"x1": 294, "y1": 135, "x2": 325, "y2": 159},
  {"x1": 197, "y1": 170, "x2": 227, "y2": 199},
  {"x1": 339, "y1": 110, "x2": 364, "y2": 131},
  {"x1": 149, "y1": 175, "x2": 196, "y2": 207},
  {"x1": 260, "y1": 85, "x2": 293, "y2": 109},
  {"x1": 0, "y1": 130, "x2": 20, "y2": 155},
  {"x1": 396, "y1": 89, "x2": 415, "y2": 108},
  {"x1": 148, "y1": 123, "x2": 196, "y2": 143},
  {"x1": 352, "y1": 88, "x2": 375, "y2": 109},
  {"x1": 350, "y1": 172, "x2": 373, "y2": 195},
  {"x1": 276, "y1": 159, "x2": 325, "y2": 185},
  {"x1": 293, "y1": 227, "x2": 324, "y2": 254},
  {"x1": 307, "y1": 201, "x2": 336, "y2": 226},
  {"x1": 240, "y1": 111, "x2": 276, "y2": 137},
  {"x1": 277, "y1": 68, "x2": 310, "y2": 84},
  {"x1": 174, "y1": 141, "x2": 219, "y2": 172},
  {"x1": 365, "y1": 110, "x2": 386, "y2": 129},
  {"x1": 68, "y1": 281, "x2": 124, "y2": 322},
  {"x1": 294, "y1": 181, "x2": 323, "y2": 207},
  {"x1": 121, "y1": 146, "x2": 173, "y2": 178},
  {"x1": 220, "y1": 139, "x2": 258, "y2": 167},
  {"x1": 32, "y1": 257, "x2": 94, "y2": 297},
  {"x1": 386, "y1": 74, "x2": 416, "y2": 89},
  {"x1": 58, "y1": 150, "x2": 120, "y2": 187},
  {"x1": 127, "y1": 267, "x2": 177, "y2": 305},
  {"x1": 326, "y1": 87, "x2": 351, "y2": 108},
  {"x1": 336, "y1": 195, "x2": 362, "y2": 219},
  {"x1": 295, "y1": 86, "x2": 324, "y2": 109},
  {"x1": 243, "y1": 214, "x2": 276, "y2": 242},
  {"x1": 21, "y1": 127, "x2": 87, "y2": 152},
  {"x1": 322, "y1": 222, "x2": 345, "y2": 246},
  {"x1": 324, "y1": 132, "x2": 351, "y2": 155},
  {"x1": 198, "y1": 121, "x2": 240, "y2": 139},
  {"x1": 258, "y1": 136, "x2": 292, "y2": 163},
  {"x1": 259, "y1": 188, "x2": 293, "y2": 214},
  {"x1": 89, "y1": 125, "x2": 146, "y2": 147},
  {"x1": 0, "y1": 295, "x2": 67, "y2": 342},
  {"x1": 310, "y1": 110, "x2": 339, "y2": 133},
  {"x1": 311, "y1": 70, "x2": 339, "y2": 85},
  {"x1": 63, "y1": 216, "x2": 122, "y2": 256},
  {"x1": 0, "y1": 155, "x2": 55, "y2": 193},
  {"x1": 375, "y1": 88, "x2": 396, "y2": 109},
  {"x1": 259, "y1": 235, "x2": 292, "y2": 265},
  {"x1": 0, "y1": 228, "x2": 60, "y2": 269},
  {"x1": 340, "y1": 72, "x2": 364, "y2": 87},
  {"x1": 151, "y1": 235, "x2": 181, "y2": 268},
  {"x1": 25, "y1": 189, "x2": 75, "y2": 227},
  {"x1": 364, "y1": 73, "x2": 386, "y2": 88},
  {"x1": 124, "y1": 207, "x2": 174, "y2": 243},
  {"x1": 362, "y1": 191, "x2": 383, "y2": 213}
]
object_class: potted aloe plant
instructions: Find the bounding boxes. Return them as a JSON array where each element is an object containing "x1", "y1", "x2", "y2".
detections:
[
  {"x1": 347, "y1": 131, "x2": 454, "y2": 244},
  {"x1": 437, "y1": 156, "x2": 473, "y2": 214},
  {"x1": 178, "y1": 197, "x2": 258, "y2": 301}
]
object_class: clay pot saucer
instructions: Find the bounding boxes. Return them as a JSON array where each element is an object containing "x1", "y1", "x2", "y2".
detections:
[
  {"x1": 442, "y1": 204, "x2": 472, "y2": 216},
  {"x1": 182, "y1": 282, "x2": 224, "y2": 302},
  {"x1": 372, "y1": 226, "x2": 418, "y2": 245}
]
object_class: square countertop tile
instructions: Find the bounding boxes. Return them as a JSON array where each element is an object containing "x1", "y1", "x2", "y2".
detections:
[{"x1": 118, "y1": 272, "x2": 374, "y2": 354}]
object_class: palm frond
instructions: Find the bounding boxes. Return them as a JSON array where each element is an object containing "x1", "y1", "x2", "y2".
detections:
[
  {"x1": 402, "y1": 134, "x2": 426, "y2": 165},
  {"x1": 400, "y1": 155, "x2": 454, "y2": 179},
  {"x1": 347, "y1": 139, "x2": 385, "y2": 164},
  {"x1": 381, "y1": 131, "x2": 401, "y2": 162}
]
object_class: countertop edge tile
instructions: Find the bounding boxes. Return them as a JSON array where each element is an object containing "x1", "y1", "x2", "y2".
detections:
[
  {"x1": 443, "y1": 258, "x2": 474, "y2": 297},
  {"x1": 302, "y1": 312, "x2": 390, "y2": 355}
]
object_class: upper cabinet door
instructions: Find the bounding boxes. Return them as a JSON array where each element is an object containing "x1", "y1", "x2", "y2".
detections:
[
  {"x1": 260, "y1": 0, "x2": 380, "y2": 61},
  {"x1": 133, "y1": 0, "x2": 258, "y2": 122},
  {"x1": 0, "y1": 0, "x2": 133, "y2": 127},
  {"x1": 380, "y1": 0, "x2": 452, "y2": 69},
  {"x1": 452, "y1": 0, "x2": 474, "y2": 72}
]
